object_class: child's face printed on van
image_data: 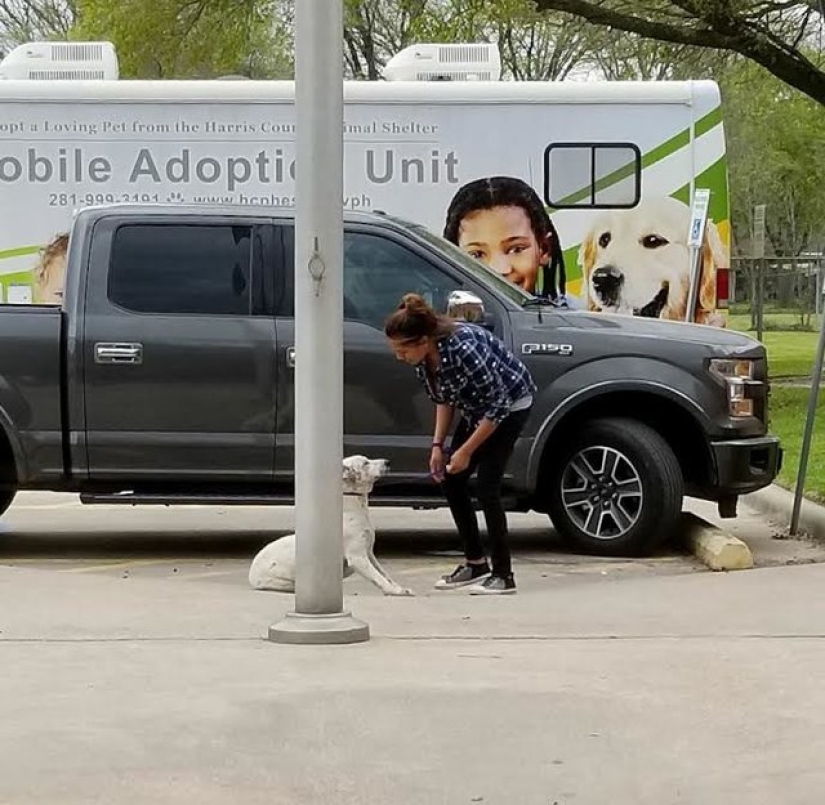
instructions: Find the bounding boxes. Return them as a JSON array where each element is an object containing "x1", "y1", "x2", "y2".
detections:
[
  {"x1": 34, "y1": 251, "x2": 67, "y2": 305},
  {"x1": 457, "y1": 205, "x2": 549, "y2": 292}
]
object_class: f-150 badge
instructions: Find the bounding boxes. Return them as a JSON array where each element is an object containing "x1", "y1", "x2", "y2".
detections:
[{"x1": 521, "y1": 343, "x2": 573, "y2": 356}]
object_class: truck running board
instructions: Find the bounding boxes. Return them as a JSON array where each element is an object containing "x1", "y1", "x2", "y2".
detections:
[
  {"x1": 78, "y1": 492, "x2": 457, "y2": 509},
  {"x1": 78, "y1": 492, "x2": 514, "y2": 511}
]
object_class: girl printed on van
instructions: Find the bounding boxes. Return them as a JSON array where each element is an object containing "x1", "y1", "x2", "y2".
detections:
[{"x1": 443, "y1": 175, "x2": 573, "y2": 307}]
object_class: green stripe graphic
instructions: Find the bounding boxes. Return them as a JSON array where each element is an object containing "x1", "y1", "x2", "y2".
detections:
[
  {"x1": 551, "y1": 108, "x2": 722, "y2": 209},
  {"x1": 0, "y1": 246, "x2": 39, "y2": 261}
]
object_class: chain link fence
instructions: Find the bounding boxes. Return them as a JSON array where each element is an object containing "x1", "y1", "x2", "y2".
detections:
[{"x1": 730, "y1": 255, "x2": 824, "y2": 336}]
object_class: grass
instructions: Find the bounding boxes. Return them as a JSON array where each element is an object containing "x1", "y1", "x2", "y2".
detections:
[
  {"x1": 727, "y1": 313, "x2": 824, "y2": 500},
  {"x1": 768, "y1": 387, "x2": 825, "y2": 502},
  {"x1": 728, "y1": 313, "x2": 821, "y2": 378}
]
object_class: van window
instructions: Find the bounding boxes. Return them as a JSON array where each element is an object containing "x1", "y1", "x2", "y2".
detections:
[
  {"x1": 108, "y1": 224, "x2": 256, "y2": 316},
  {"x1": 544, "y1": 143, "x2": 641, "y2": 208}
]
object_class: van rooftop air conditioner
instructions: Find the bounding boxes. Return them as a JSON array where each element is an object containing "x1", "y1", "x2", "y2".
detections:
[
  {"x1": 0, "y1": 41, "x2": 119, "y2": 80},
  {"x1": 382, "y1": 43, "x2": 501, "y2": 82}
]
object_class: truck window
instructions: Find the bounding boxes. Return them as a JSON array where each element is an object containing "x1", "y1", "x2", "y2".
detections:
[
  {"x1": 343, "y1": 233, "x2": 461, "y2": 330},
  {"x1": 108, "y1": 224, "x2": 258, "y2": 316},
  {"x1": 278, "y1": 228, "x2": 461, "y2": 329}
]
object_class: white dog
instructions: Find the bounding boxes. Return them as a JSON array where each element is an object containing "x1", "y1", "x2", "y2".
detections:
[
  {"x1": 248, "y1": 455, "x2": 414, "y2": 596},
  {"x1": 578, "y1": 196, "x2": 726, "y2": 326}
]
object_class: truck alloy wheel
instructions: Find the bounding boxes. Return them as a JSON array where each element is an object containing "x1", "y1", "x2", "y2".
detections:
[
  {"x1": 548, "y1": 418, "x2": 683, "y2": 557},
  {"x1": 560, "y1": 445, "x2": 643, "y2": 540}
]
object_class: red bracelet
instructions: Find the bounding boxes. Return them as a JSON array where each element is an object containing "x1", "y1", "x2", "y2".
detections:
[{"x1": 432, "y1": 441, "x2": 444, "y2": 449}]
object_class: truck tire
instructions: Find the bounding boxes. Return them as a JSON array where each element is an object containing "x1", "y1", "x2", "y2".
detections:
[
  {"x1": 546, "y1": 417, "x2": 683, "y2": 557},
  {"x1": 0, "y1": 488, "x2": 15, "y2": 518}
]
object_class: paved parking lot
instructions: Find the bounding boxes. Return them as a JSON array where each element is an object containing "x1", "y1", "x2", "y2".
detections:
[
  {"x1": 1, "y1": 491, "x2": 823, "y2": 594},
  {"x1": 3, "y1": 491, "x2": 825, "y2": 805}
]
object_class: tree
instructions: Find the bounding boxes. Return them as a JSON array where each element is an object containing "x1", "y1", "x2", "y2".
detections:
[
  {"x1": 722, "y1": 60, "x2": 825, "y2": 259},
  {"x1": 590, "y1": 33, "x2": 731, "y2": 80},
  {"x1": 0, "y1": 0, "x2": 76, "y2": 56},
  {"x1": 342, "y1": 0, "x2": 426, "y2": 79},
  {"x1": 342, "y1": 0, "x2": 595, "y2": 81},
  {"x1": 418, "y1": 0, "x2": 594, "y2": 80},
  {"x1": 72, "y1": 0, "x2": 293, "y2": 78},
  {"x1": 719, "y1": 58, "x2": 825, "y2": 326},
  {"x1": 530, "y1": 0, "x2": 825, "y2": 105}
]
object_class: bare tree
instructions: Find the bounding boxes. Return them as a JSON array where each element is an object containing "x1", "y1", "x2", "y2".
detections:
[
  {"x1": 342, "y1": 0, "x2": 595, "y2": 80},
  {"x1": 344, "y1": 0, "x2": 428, "y2": 79},
  {"x1": 0, "y1": 0, "x2": 76, "y2": 55}
]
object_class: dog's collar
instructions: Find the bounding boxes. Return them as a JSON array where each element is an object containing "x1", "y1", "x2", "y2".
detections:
[{"x1": 634, "y1": 284, "x2": 669, "y2": 318}]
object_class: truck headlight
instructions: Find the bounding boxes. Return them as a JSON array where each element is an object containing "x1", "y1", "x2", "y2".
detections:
[{"x1": 709, "y1": 359, "x2": 757, "y2": 417}]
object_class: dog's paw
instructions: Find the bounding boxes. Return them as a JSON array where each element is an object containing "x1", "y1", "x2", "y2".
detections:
[{"x1": 387, "y1": 586, "x2": 415, "y2": 597}]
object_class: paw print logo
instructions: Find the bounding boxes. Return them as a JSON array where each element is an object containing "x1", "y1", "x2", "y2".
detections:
[{"x1": 166, "y1": 191, "x2": 185, "y2": 203}]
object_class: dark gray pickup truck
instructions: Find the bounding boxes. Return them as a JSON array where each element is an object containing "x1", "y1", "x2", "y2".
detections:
[{"x1": 0, "y1": 204, "x2": 781, "y2": 555}]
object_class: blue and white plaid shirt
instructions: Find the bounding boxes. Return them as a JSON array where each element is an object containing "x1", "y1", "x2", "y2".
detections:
[{"x1": 415, "y1": 324, "x2": 537, "y2": 425}]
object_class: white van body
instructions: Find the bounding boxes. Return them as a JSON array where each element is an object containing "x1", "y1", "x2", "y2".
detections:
[{"x1": 0, "y1": 77, "x2": 729, "y2": 312}]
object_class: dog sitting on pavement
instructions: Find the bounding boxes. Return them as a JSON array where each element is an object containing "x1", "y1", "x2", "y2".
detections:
[{"x1": 248, "y1": 455, "x2": 414, "y2": 596}]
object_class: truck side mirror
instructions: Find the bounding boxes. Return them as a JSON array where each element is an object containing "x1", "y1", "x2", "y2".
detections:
[{"x1": 447, "y1": 290, "x2": 486, "y2": 323}]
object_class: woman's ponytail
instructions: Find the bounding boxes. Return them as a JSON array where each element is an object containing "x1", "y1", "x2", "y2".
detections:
[{"x1": 385, "y1": 293, "x2": 454, "y2": 341}]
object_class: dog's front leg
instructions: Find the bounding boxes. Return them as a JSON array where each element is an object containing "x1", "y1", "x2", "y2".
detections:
[
  {"x1": 347, "y1": 555, "x2": 414, "y2": 596},
  {"x1": 368, "y1": 549, "x2": 417, "y2": 596},
  {"x1": 367, "y1": 546, "x2": 400, "y2": 585}
]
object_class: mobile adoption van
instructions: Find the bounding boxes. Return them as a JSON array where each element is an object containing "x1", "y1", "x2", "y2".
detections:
[{"x1": 0, "y1": 41, "x2": 730, "y2": 324}]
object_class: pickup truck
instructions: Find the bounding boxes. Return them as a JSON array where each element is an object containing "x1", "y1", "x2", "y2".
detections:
[{"x1": 0, "y1": 204, "x2": 781, "y2": 555}]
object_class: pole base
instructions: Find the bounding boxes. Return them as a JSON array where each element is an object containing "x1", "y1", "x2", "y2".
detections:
[{"x1": 268, "y1": 610, "x2": 370, "y2": 645}]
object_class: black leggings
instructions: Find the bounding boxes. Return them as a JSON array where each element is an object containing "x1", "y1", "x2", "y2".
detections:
[{"x1": 443, "y1": 408, "x2": 531, "y2": 577}]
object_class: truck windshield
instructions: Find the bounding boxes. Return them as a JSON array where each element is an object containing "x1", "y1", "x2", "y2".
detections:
[{"x1": 403, "y1": 221, "x2": 535, "y2": 307}]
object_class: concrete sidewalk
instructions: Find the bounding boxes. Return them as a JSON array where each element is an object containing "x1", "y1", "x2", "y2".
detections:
[{"x1": 2, "y1": 557, "x2": 825, "y2": 805}]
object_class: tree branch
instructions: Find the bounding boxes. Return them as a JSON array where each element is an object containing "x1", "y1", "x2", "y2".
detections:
[{"x1": 532, "y1": 0, "x2": 825, "y2": 104}]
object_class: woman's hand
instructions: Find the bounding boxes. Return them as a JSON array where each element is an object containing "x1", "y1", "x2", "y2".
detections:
[
  {"x1": 446, "y1": 447, "x2": 471, "y2": 475},
  {"x1": 430, "y1": 446, "x2": 447, "y2": 482}
]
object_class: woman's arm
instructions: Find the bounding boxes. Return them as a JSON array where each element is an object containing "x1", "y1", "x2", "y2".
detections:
[
  {"x1": 456, "y1": 417, "x2": 498, "y2": 455},
  {"x1": 433, "y1": 403, "x2": 455, "y2": 446},
  {"x1": 446, "y1": 418, "x2": 498, "y2": 474}
]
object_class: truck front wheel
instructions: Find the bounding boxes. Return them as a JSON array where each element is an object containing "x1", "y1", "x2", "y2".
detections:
[
  {"x1": 0, "y1": 487, "x2": 15, "y2": 518},
  {"x1": 546, "y1": 418, "x2": 683, "y2": 557}
]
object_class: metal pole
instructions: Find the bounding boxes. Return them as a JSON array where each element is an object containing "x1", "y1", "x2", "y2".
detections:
[
  {"x1": 685, "y1": 188, "x2": 710, "y2": 323},
  {"x1": 756, "y1": 258, "x2": 764, "y2": 342},
  {"x1": 269, "y1": 0, "x2": 369, "y2": 644},
  {"x1": 790, "y1": 285, "x2": 825, "y2": 535},
  {"x1": 685, "y1": 245, "x2": 700, "y2": 323}
]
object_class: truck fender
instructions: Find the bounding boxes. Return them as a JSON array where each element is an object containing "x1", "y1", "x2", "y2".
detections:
[{"x1": 525, "y1": 378, "x2": 711, "y2": 491}]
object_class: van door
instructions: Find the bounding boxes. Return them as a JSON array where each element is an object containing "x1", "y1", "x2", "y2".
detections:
[
  {"x1": 273, "y1": 223, "x2": 504, "y2": 485},
  {"x1": 82, "y1": 217, "x2": 278, "y2": 481}
]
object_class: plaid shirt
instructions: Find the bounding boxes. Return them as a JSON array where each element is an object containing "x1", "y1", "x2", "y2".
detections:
[{"x1": 415, "y1": 324, "x2": 537, "y2": 425}]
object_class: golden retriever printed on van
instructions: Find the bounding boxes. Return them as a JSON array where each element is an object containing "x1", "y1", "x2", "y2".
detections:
[{"x1": 578, "y1": 196, "x2": 726, "y2": 326}]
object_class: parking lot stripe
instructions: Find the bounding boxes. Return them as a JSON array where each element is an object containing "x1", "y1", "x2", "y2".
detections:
[
  {"x1": 63, "y1": 559, "x2": 173, "y2": 574},
  {"x1": 183, "y1": 569, "x2": 240, "y2": 579}
]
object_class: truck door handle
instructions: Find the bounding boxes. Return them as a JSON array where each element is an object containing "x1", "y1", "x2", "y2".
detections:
[
  {"x1": 285, "y1": 346, "x2": 296, "y2": 368},
  {"x1": 94, "y1": 342, "x2": 144, "y2": 365}
]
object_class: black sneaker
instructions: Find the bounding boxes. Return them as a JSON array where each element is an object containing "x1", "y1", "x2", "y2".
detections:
[
  {"x1": 434, "y1": 562, "x2": 491, "y2": 590},
  {"x1": 469, "y1": 574, "x2": 517, "y2": 595}
]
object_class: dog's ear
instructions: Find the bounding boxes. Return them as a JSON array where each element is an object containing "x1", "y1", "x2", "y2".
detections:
[
  {"x1": 578, "y1": 231, "x2": 603, "y2": 312},
  {"x1": 697, "y1": 221, "x2": 725, "y2": 317},
  {"x1": 342, "y1": 465, "x2": 357, "y2": 485},
  {"x1": 578, "y1": 231, "x2": 596, "y2": 280}
]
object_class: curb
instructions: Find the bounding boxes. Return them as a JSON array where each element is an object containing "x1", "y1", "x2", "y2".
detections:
[
  {"x1": 680, "y1": 512, "x2": 754, "y2": 572},
  {"x1": 742, "y1": 484, "x2": 825, "y2": 541}
]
